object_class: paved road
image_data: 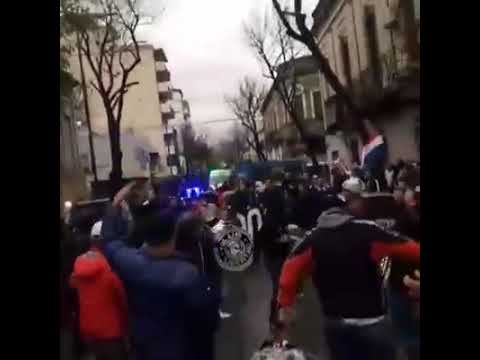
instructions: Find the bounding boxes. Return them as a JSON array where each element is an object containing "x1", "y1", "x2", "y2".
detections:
[{"x1": 215, "y1": 256, "x2": 331, "y2": 360}]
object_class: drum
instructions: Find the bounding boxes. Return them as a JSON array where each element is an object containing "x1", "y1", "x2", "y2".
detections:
[{"x1": 211, "y1": 220, "x2": 255, "y2": 272}]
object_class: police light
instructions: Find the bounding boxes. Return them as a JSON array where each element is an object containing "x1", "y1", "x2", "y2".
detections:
[{"x1": 185, "y1": 187, "x2": 203, "y2": 199}]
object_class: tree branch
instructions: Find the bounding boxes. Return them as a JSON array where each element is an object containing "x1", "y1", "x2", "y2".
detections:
[
  {"x1": 272, "y1": 0, "x2": 303, "y2": 41},
  {"x1": 109, "y1": 81, "x2": 139, "y2": 103}
]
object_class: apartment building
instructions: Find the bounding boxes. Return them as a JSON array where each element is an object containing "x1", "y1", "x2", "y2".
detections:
[
  {"x1": 163, "y1": 88, "x2": 191, "y2": 175},
  {"x1": 311, "y1": 0, "x2": 420, "y2": 165},
  {"x1": 60, "y1": 94, "x2": 88, "y2": 212},
  {"x1": 262, "y1": 56, "x2": 326, "y2": 162},
  {"x1": 69, "y1": 43, "x2": 175, "y2": 180}
]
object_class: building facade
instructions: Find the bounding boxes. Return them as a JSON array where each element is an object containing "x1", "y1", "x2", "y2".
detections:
[
  {"x1": 262, "y1": 56, "x2": 326, "y2": 163},
  {"x1": 311, "y1": 0, "x2": 420, "y2": 165},
  {"x1": 163, "y1": 88, "x2": 191, "y2": 175},
  {"x1": 69, "y1": 43, "x2": 175, "y2": 180},
  {"x1": 60, "y1": 93, "x2": 88, "y2": 212}
]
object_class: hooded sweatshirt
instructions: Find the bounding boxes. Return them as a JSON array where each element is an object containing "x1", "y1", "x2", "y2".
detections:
[
  {"x1": 70, "y1": 248, "x2": 128, "y2": 341},
  {"x1": 278, "y1": 207, "x2": 420, "y2": 318},
  {"x1": 101, "y1": 205, "x2": 221, "y2": 360}
]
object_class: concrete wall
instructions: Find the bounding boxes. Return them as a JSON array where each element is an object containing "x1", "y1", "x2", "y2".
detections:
[
  {"x1": 77, "y1": 127, "x2": 160, "y2": 181},
  {"x1": 377, "y1": 107, "x2": 420, "y2": 164}
]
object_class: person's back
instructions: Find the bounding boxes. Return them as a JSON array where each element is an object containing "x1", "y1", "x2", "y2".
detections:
[
  {"x1": 70, "y1": 248, "x2": 128, "y2": 342},
  {"x1": 70, "y1": 221, "x2": 129, "y2": 360},
  {"x1": 101, "y1": 187, "x2": 220, "y2": 360},
  {"x1": 121, "y1": 254, "x2": 211, "y2": 360},
  {"x1": 277, "y1": 180, "x2": 420, "y2": 360}
]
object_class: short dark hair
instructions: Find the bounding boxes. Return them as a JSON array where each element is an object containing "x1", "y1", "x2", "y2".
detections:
[{"x1": 132, "y1": 206, "x2": 177, "y2": 246}]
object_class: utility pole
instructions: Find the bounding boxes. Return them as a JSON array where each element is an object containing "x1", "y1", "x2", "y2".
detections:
[{"x1": 76, "y1": 32, "x2": 98, "y2": 183}]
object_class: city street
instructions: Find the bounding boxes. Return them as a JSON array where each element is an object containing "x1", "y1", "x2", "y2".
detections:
[{"x1": 216, "y1": 257, "x2": 331, "y2": 360}]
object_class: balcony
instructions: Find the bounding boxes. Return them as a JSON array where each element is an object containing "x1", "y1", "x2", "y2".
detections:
[
  {"x1": 264, "y1": 118, "x2": 326, "y2": 155},
  {"x1": 164, "y1": 132, "x2": 175, "y2": 146},
  {"x1": 156, "y1": 70, "x2": 171, "y2": 83},
  {"x1": 153, "y1": 48, "x2": 168, "y2": 62},
  {"x1": 158, "y1": 91, "x2": 172, "y2": 104},
  {"x1": 161, "y1": 111, "x2": 175, "y2": 123},
  {"x1": 167, "y1": 154, "x2": 180, "y2": 167}
]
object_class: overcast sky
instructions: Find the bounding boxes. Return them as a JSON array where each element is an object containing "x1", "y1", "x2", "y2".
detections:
[{"x1": 136, "y1": 0, "x2": 317, "y2": 142}]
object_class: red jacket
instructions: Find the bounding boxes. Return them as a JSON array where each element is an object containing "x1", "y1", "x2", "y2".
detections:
[{"x1": 70, "y1": 248, "x2": 128, "y2": 341}]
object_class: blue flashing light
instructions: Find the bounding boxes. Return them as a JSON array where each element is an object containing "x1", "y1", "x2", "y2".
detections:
[{"x1": 184, "y1": 186, "x2": 204, "y2": 199}]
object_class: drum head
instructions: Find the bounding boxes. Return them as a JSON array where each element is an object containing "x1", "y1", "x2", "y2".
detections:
[{"x1": 212, "y1": 221, "x2": 254, "y2": 272}]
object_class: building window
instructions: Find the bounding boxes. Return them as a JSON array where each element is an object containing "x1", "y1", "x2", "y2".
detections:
[
  {"x1": 364, "y1": 6, "x2": 382, "y2": 86},
  {"x1": 339, "y1": 36, "x2": 353, "y2": 88},
  {"x1": 294, "y1": 94, "x2": 304, "y2": 120},
  {"x1": 331, "y1": 150, "x2": 339, "y2": 161},
  {"x1": 312, "y1": 90, "x2": 324, "y2": 122}
]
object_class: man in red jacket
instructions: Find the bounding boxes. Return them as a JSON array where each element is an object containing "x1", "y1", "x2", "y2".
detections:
[{"x1": 70, "y1": 221, "x2": 129, "y2": 360}]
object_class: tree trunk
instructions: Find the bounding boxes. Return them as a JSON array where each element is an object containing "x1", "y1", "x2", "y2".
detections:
[
  {"x1": 106, "y1": 111, "x2": 123, "y2": 198},
  {"x1": 253, "y1": 133, "x2": 267, "y2": 161}
]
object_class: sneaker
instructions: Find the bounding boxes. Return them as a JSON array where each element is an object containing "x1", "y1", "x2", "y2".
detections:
[{"x1": 219, "y1": 310, "x2": 232, "y2": 319}]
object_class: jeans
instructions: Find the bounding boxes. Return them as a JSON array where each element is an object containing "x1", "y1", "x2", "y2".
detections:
[
  {"x1": 324, "y1": 318, "x2": 396, "y2": 360},
  {"x1": 263, "y1": 251, "x2": 287, "y2": 326},
  {"x1": 60, "y1": 329, "x2": 77, "y2": 360},
  {"x1": 388, "y1": 287, "x2": 420, "y2": 360}
]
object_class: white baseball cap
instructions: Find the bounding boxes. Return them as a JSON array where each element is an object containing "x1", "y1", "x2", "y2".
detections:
[
  {"x1": 90, "y1": 221, "x2": 103, "y2": 238},
  {"x1": 342, "y1": 177, "x2": 366, "y2": 195}
]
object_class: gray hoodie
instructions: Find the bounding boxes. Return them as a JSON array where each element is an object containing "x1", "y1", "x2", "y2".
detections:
[{"x1": 315, "y1": 207, "x2": 354, "y2": 229}]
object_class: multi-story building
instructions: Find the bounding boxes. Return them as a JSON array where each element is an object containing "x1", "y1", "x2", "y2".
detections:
[
  {"x1": 69, "y1": 43, "x2": 175, "y2": 180},
  {"x1": 262, "y1": 56, "x2": 326, "y2": 162},
  {"x1": 311, "y1": 0, "x2": 420, "y2": 165},
  {"x1": 60, "y1": 93, "x2": 88, "y2": 212},
  {"x1": 163, "y1": 88, "x2": 191, "y2": 175}
]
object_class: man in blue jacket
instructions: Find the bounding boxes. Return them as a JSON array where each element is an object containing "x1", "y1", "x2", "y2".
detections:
[{"x1": 101, "y1": 183, "x2": 220, "y2": 360}]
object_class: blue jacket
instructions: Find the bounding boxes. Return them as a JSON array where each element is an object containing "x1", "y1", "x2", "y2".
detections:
[{"x1": 101, "y1": 206, "x2": 220, "y2": 360}]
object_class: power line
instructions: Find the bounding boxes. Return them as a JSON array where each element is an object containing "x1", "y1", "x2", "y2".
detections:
[{"x1": 194, "y1": 118, "x2": 239, "y2": 125}]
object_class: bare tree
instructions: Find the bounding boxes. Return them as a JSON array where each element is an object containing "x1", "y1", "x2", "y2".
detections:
[
  {"x1": 214, "y1": 126, "x2": 249, "y2": 166},
  {"x1": 225, "y1": 77, "x2": 267, "y2": 162},
  {"x1": 269, "y1": 0, "x2": 389, "y2": 145},
  {"x1": 64, "y1": 0, "x2": 147, "y2": 193},
  {"x1": 182, "y1": 123, "x2": 213, "y2": 173},
  {"x1": 271, "y1": 0, "x2": 362, "y2": 124},
  {"x1": 244, "y1": 10, "x2": 320, "y2": 166}
]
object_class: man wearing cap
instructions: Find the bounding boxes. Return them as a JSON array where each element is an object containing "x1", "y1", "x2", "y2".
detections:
[
  {"x1": 276, "y1": 177, "x2": 420, "y2": 360},
  {"x1": 70, "y1": 221, "x2": 129, "y2": 360}
]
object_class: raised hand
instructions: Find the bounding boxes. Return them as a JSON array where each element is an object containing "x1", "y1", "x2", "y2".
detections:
[
  {"x1": 403, "y1": 270, "x2": 420, "y2": 300},
  {"x1": 113, "y1": 182, "x2": 137, "y2": 208}
]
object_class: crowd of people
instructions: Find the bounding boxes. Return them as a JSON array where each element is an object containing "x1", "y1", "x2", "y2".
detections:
[{"x1": 60, "y1": 158, "x2": 420, "y2": 360}]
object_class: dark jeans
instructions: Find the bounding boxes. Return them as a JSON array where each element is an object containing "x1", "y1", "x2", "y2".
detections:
[
  {"x1": 388, "y1": 287, "x2": 420, "y2": 360},
  {"x1": 324, "y1": 318, "x2": 396, "y2": 360},
  {"x1": 263, "y1": 251, "x2": 288, "y2": 326},
  {"x1": 87, "y1": 339, "x2": 128, "y2": 360}
]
